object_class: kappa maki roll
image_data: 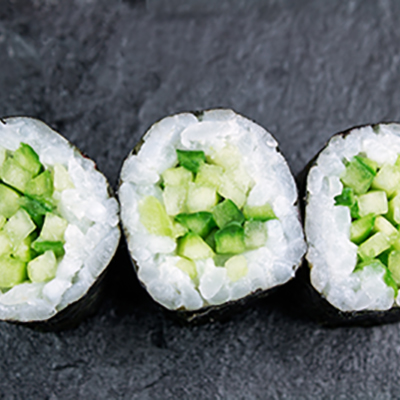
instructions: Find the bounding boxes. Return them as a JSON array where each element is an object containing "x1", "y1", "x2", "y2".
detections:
[
  {"x1": 119, "y1": 109, "x2": 306, "y2": 321},
  {"x1": 0, "y1": 117, "x2": 120, "y2": 329},
  {"x1": 304, "y1": 123, "x2": 400, "y2": 325}
]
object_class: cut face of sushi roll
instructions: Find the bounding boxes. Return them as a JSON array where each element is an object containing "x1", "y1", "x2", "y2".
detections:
[
  {"x1": 305, "y1": 123, "x2": 400, "y2": 324},
  {"x1": 119, "y1": 109, "x2": 306, "y2": 319},
  {"x1": 0, "y1": 117, "x2": 120, "y2": 327}
]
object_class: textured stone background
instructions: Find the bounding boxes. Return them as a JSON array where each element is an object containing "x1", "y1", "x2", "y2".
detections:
[{"x1": 1, "y1": 0, "x2": 400, "y2": 398}]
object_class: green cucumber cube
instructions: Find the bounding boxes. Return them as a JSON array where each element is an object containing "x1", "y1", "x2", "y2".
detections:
[
  {"x1": 176, "y1": 257, "x2": 197, "y2": 280},
  {"x1": 384, "y1": 269, "x2": 398, "y2": 297},
  {"x1": 357, "y1": 191, "x2": 388, "y2": 217},
  {"x1": 350, "y1": 214, "x2": 375, "y2": 244},
  {"x1": 225, "y1": 254, "x2": 248, "y2": 282},
  {"x1": 224, "y1": 165, "x2": 254, "y2": 194},
  {"x1": 244, "y1": 220, "x2": 267, "y2": 249},
  {"x1": 212, "y1": 199, "x2": 244, "y2": 229},
  {"x1": 162, "y1": 166, "x2": 193, "y2": 187},
  {"x1": 4, "y1": 209, "x2": 36, "y2": 245},
  {"x1": 186, "y1": 183, "x2": 218, "y2": 213},
  {"x1": 0, "y1": 256, "x2": 27, "y2": 288},
  {"x1": 53, "y1": 164, "x2": 74, "y2": 191},
  {"x1": 31, "y1": 240, "x2": 65, "y2": 258},
  {"x1": 373, "y1": 216, "x2": 398, "y2": 239},
  {"x1": 388, "y1": 251, "x2": 400, "y2": 286},
  {"x1": 13, "y1": 236, "x2": 35, "y2": 262},
  {"x1": 391, "y1": 235, "x2": 400, "y2": 252},
  {"x1": 176, "y1": 150, "x2": 205, "y2": 173},
  {"x1": 213, "y1": 254, "x2": 233, "y2": 266},
  {"x1": 358, "y1": 232, "x2": 391, "y2": 261},
  {"x1": 19, "y1": 196, "x2": 52, "y2": 228},
  {"x1": 172, "y1": 222, "x2": 188, "y2": 239},
  {"x1": 177, "y1": 233, "x2": 214, "y2": 260},
  {"x1": 387, "y1": 194, "x2": 400, "y2": 225},
  {"x1": 27, "y1": 250, "x2": 57, "y2": 283},
  {"x1": 350, "y1": 202, "x2": 360, "y2": 219},
  {"x1": 0, "y1": 231, "x2": 12, "y2": 256},
  {"x1": 215, "y1": 223, "x2": 246, "y2": 254},
  {"x1": 0, "y1": 184, "x2": 21, "y2": 219},
  {"x1": 13, "y1": 143, "x2": 42, "y2": 177},
  {"x1": 371, "y1": 164, "x2": 400, "y2": 198},
  {"x1": 195, "y1": 163, "x2": 223, "y2": 188},
  {"x1": 209, "y1": 144, "x2": 241, "y2": 170},
  {"x1": 139, "y1": 196, "x2": 173, "y2": 237},
  {"x1": 243, "y1": 203, "x2": 276, "y2": 221},
  {"x1": 162, "y1": 185, "x2": 187, "y2": 216},
  {"x1": 175, "y1": 212, "x2": 216, "y2": 238},
  {"x1": 1, "y1": 158, "x2": 33, "y2": 192},
  {"x1": 205, "y1": 228, "x2": 218, "y2": 251},
  {"x1": 354, "y1": 155, "x2": 378, "y2": 175},
  {"x1": 25, "y1": 170, "x2": 54, "y2": 201},
  {"x1": 340, "y1": 158, "x2": 375, "y2": 194},
  {"x1": 334, "y1": 187, "x2": 356, "y2": 207},
  {"x1": 217, "y1": 179, "x2": 246, "y2": 209},
  {"x1": 38, "y1": 213, "x2": 68, "y2": 242}
]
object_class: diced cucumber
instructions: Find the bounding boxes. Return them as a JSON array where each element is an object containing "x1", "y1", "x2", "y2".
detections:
[
  {"x1": 387, "y1": 194, "x2": 400, "y2": 225},
  {"x1": 224, "y1": 165, "x2": 254, "y2": 194},
  {"x1": 358, "y1": 232, "x2": 391, "y2": 261},
  {"x1": 354, "y1": 155, "x2": 378, "y2": 175},
  {"x1": 205, "y1": 228, "x2": 218, "y2": 251},
  {"x1": 357, "y1": 191, "x2": 388, "y2": 217},
  {"x1": 162, "y1": 166, "x2": 193, "y2": 187},
  {"x1": 384, "y1": 269, "x2": 398, "y2": 297},
  {"x1": 25, "y1": 170, "x2": 53, "y2": 201},
  {"x1": 13, "y1": 143, "x2": 42, "y2": 177},
  {"x1": 27, "y1": 250, "x2": 57, "y2": 283},
  {"x1": 373, "y1": 216, "x2": 398, "y2": 239},
  {"x1": 340, "y1": 158, "x2": 375, "y2": 194},
  {"x1": 32, "y1": 240, "x2": 65, "y2": 258},
  {"x1": 0, "y1": 256, "x2": 27, "y2": 288},
  {"x1": 0, "y1": 215, "x2": 6, "y2": 230},
  {"x1": 334, "y1": 187, "x2": 356, "y2": 207},
  {"x1": 19, "y1": 196, "x2": 52, "y2": 228},
  {"x1": 4, "y1": 209, "x2": 36, "y2": 245},
  {"x1": 244, "y1": 220, "x2": 267, "y2": 249},
  {"x1": 1, "y1": 158, "x2": 33, "y2": 192},
  {"x1": 162, "y1": 185, "x2": 187, "y2": 216},
  {"x1": 350, "y1": 214, "x2": 375, "y2": 244},
  {"x1": 176, "y1": 150, "x2": 205, "y2": 173},
  {"x1": 371, "y1": 164, "x2": 400, "y2": 198},
  {"x1": 208, "y1": 144, "x2": 241, "y2": 170},
  {"x1": 139, "y1": 196, "x2": 173, "y2": 237},
  {"x1": 186, "y1": 183, "x2": 218, "y2": 213},
  {"x1": 243, "y1": 203, "x2": 276, "y2": 222},
  {"x1": 388, "y1": 250, "x2": 400, "y2": 285},
  {"x1": 172, "y1": 221, "x2": 188, "y2": 239},
  {"x1": 215, "y1": 223, "x2": 246, "y2": 254},
  {"x1": 0, "y1": 231, "x2": 12, "y2": 256},
  {"x1": 38, "y1": 213, "x2": 68, "y2": 242},
  {"x1": 213, "y1": 253, "x2": 233, "y2": 266},
  {"x1": 175, "y1": 212, "x2": 216, "y2": 238},
  {"x1": 212, "y1": 199, "x2": 244, "y2": 229},
  {"x1": 217, "y1": 179, "x2": 246, "y2": 209},
  {"x1": 53, "y1": 164, "x2": 74, "y2": 191},
  {"x1": 0, "y1": 184, "x2": 21, "y2": 219},
  {"x1": 391, "y1": 235, "x2": 400, "y2": 252},
  {"x1": 176, "y1": 257, "x2": 197, "y2": 280},
  {"x1": 195, "y1": 163, "x2": 223, "y2": 188},
  {"x1": 13, "y1": 236, "x2": 35, "y2": 262},
  {"x1": 225, "y1": 255, "x2": 248, "y2": 282},
  {"x1": 177, "y1": 233, "x2": 214, "y2": 260},
  {"x1": 350, "y1": 202, "x2": 360, "y2": 219}
]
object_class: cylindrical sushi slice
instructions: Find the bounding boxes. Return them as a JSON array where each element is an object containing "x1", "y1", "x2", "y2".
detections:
[
  {"x1": 119, "y1": 109, "x2": 306, "y2": 322},
  {"x1": 304, "y1": 123, "x2": 400, "y2": 326},
  {"x1": 0, "y1": 117, "x2": 120, "y2": 330}
]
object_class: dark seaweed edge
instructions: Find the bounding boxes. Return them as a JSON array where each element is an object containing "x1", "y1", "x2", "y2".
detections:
[
  {"x1": 119, "y1": 108, "x2": 306, "y2": 324},
  {"x1": 299, "y1": 121, "x2": 400, "y2": 327},
  {"x1": 0, "y1": 116, "x2": 121, "y2": 331}
]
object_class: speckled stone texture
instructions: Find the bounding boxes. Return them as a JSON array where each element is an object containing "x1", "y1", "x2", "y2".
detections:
[{"x1": 1, "y1": 0, "x2": 400, "y2": 398}]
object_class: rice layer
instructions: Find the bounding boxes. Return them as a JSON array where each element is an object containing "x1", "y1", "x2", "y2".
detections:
[
  {"x1": 119, "y1": 109, "x2": 306, "y2": 311},
  {"x1": 306, "y1": 123, "x2": 400, "y2": 312},
  {"x1": 0, "y1": 118, "x2": 120, "y2": 322}
]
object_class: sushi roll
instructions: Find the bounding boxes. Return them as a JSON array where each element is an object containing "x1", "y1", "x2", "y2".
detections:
[
  {"x1": 119, "y1": 109, "x2": 306, "y2": 321},
  {"x1": 304, "y1": 123, "x2": 400, "y2": 326},
  {"x1": 0, "y1": 117, "x2": 120, "y2": 330}
]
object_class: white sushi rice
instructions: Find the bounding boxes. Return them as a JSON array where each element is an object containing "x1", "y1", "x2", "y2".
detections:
[
  {"x1": 306, "y1": 123, "x2": 400, "y2": 312},
  {"x1": 119, "y1": 109, "x2": 306, "y2": 311},
  {"x1": 0, "y1": 117, "x2": 120, "y2": 322}
]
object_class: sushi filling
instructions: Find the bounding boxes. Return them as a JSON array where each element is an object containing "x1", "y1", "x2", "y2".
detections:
[
  {"x1": 0, "y1": 143, "x2": 70, "y2": 288},
  {"x1": 120, "y1": 110, "x2": 306, "y2": 311},
  {"x1": 306, "y1": 124, "x2": 400, "y2": 311}
]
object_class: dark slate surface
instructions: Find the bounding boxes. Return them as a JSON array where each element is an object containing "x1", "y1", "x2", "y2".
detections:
[{"x1": 1, "y1": 0, "x2": 400, "y2": 398}]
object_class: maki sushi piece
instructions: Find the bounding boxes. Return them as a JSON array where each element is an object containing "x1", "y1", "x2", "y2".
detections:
[
  {"x1": 119, "y1": 109, "x2": 306, "y2": 321},
  {"x1": 304, "y1": 123, "x2": 400, "y2": 325},
  {"x1": 0, "y1": 117, "x2": 120, "y2": 329}
]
